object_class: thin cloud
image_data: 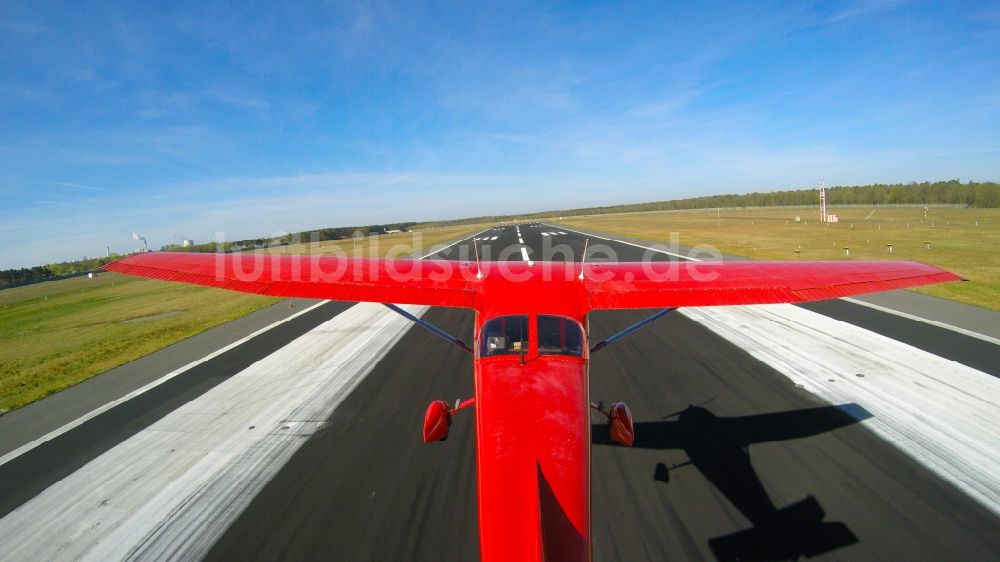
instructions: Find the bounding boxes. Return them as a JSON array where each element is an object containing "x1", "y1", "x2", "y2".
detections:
[
  {"x1": 827, "y1": 0, "x2": 910, "y2": 23},
  {"x1": 43, "y1": 181, "x2": 110, "y2": 192}
]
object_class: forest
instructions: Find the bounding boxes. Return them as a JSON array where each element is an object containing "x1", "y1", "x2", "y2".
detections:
[
  {"x1": 0, "y1": 256, "x2": 119, "y2": 289},
  {"x1": 428, "y1": 179, "x2": 1000, "y2": 227}
]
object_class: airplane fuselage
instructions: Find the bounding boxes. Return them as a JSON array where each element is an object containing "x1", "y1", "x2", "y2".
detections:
[{"x1": 472, "y1": 302, "x2": 593, "y2": 562}]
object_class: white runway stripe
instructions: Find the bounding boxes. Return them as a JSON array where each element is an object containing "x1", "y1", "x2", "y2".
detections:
[
  {"x1": 682, "y1": 303, "x2": 1000, "y2": 516},
  {"x1": 0, "y1": 303, "x2": 428, "y2": 561},
  {"x1": 842, "y1": 297, "x2": 1000, "y2": 345}
]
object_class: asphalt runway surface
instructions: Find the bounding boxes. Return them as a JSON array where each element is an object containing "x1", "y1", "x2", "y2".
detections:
[{"x1": 2, "y1": 223, "x2": 999, "y2": 561}]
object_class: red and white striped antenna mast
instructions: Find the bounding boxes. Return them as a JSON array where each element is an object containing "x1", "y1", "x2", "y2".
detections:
[{"x1": 819, "y1": 179, "x2": 827, "y2": 223}]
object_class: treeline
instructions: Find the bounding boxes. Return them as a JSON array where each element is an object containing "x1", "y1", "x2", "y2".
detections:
[
  {"x1": 160, "y1": 222, "x2": 418, "y2": 253},
  {"x1": 549, "y1": 179, "x2": 1000, "y2": 216},
  {"x1": 297, "y1": 222, "x2": 417, "y2": 242},
  {"x1": 47, "y1": 256, "x2": 119, "y2": 276},
  {"x1": 824, "y1": 180, "x2": 999, "y2": 207},
  {"x1": 0, "y1": 266, "x2": 54, "y2": 288},
  {"x1": 0, "y1": 256, "x2": 119, "y2": 289},
  {"x1": 654, "y1": 180, "x2": 1000, "y2": 209},
  {"x1": 161, "y1": 241, "x2": 241, "y2": 253},
  {"x1": 422, "y1": 179, "x2": 1000, "y2": 227}
]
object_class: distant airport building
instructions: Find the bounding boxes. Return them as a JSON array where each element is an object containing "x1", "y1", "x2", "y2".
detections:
[{"x1": 182, "y1": 239, "x2": 194, "y2": 247}]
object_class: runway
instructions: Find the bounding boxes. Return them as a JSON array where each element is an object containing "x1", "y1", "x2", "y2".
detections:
[{"x1": 1, "y1": 223, "x2": 998, "y2": 560}]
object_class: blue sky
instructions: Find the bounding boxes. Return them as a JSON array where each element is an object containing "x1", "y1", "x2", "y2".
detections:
[{"x1": 1, "y1": 0, "x2": 998, "y2": 268}]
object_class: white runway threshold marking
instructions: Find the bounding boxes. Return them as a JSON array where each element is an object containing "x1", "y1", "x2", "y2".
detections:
[
  {"x1": 682, "y1": 303, "x2": 1000, "y2": 516},
  {"x1": 0, "y1": 302, "x2": 428, "y2": 561}
]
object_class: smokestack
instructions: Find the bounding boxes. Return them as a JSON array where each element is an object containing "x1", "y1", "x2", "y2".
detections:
[
  {"x1": 131, "y1": 232, "x2": 149, "y2": 252},
  {"x1": 106, "y1": 246, "x2": 110, "y2": 258}
]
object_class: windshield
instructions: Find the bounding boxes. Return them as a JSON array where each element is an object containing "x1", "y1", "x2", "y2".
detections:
[
  {"x1": 538, "y1": 315, "x2": 584, "y2": 356},
  {"x1": 479, "y1": 315, "x2": 529, "y2": 357},
  {"x1": 479, "y1": 315, "x2": 584, "y2": 358}
]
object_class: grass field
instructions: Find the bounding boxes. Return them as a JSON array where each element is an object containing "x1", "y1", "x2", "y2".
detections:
[
  {"x1": 562, "y1": 207, "x2": 1000, "y2": 311},
  {"x1": 0, "y1": 223, "x2": 486, "y2": 413},
  {"x1": 0, "y1": 273, "x2": 277, "y2": 413}
]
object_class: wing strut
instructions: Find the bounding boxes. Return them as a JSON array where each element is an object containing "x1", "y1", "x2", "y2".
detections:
[
  {"x1": 590, "y1": 308, "x2": 675, "y2": 354},
  {"x1": 383, "y1": 303, "x2": 474, "y2": 355}
]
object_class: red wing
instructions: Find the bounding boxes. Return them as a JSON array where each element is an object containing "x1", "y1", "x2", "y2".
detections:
[
  {"x1": 103, "y1": 252, "x2": 479, "y2": 308},
  {"x1": 580, "y1": 260, "x2": 960, "y2": 309},
  {"x1": 106, "y1": 253, "x2": 960, "y2": 312}
]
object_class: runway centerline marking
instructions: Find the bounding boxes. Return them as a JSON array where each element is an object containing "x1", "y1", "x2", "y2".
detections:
[{"x1": 519, "y1": 245, "x2": 534, "y2": 266}]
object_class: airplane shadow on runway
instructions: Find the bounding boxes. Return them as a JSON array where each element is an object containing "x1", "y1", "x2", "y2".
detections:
[{"x1": 593, "y1": 403, "x2": 873, "y2": 561}]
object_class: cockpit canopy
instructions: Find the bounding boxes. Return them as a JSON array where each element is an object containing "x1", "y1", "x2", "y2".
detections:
[{"x1": 479, "y1": 314, "x2": 584, "y2": 358}]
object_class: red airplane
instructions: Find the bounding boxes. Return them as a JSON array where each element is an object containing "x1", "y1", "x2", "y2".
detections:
[{"x1": 105, "y1": 247, "x2": 959, "y2": 561}]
